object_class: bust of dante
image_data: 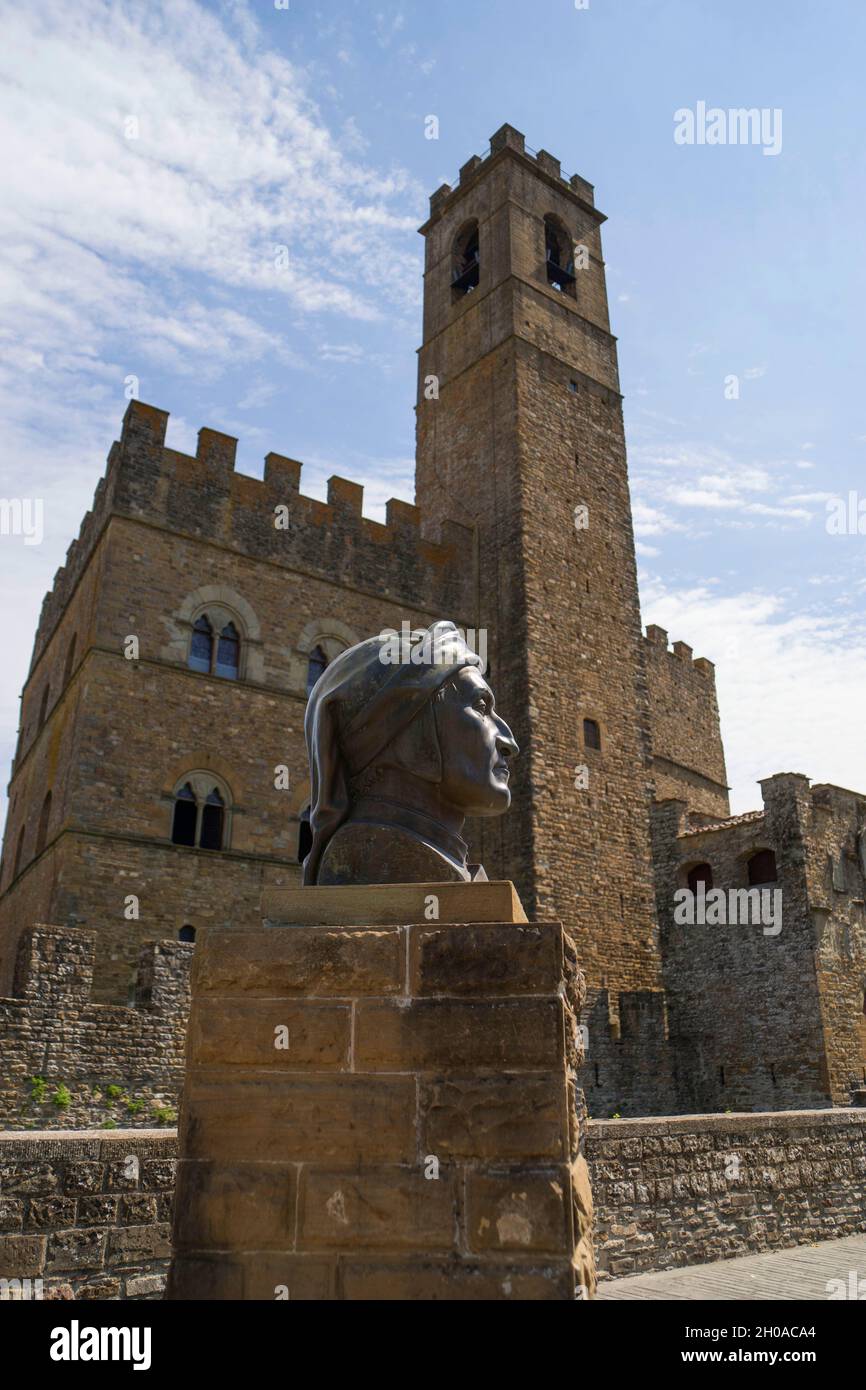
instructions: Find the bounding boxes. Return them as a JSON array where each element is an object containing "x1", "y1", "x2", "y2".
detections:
[{"x1": 303, "y1": 621, "x2": 518, "y2": 885}]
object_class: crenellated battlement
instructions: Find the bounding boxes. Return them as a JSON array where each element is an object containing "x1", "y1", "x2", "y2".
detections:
[
  {"x1": 422, "y1": 122, "x2": 602, "y2": 228},
  {"x1": 644, "y1": 624, "x2": 716, "y2": 678},
  {"x1": 31, "y1": 401, "x2": 476, "y2": 668}
]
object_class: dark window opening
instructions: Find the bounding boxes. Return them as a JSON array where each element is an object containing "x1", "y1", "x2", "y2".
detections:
[
  {"x1": 687, "y1": 862, "x2": 713, "y2": 894},
  {"x1": 298, "y1": 807, "x2": 313, "y2": 865},
  {"x1": 38, "y1": 685, "x2": 50, "y2": 730},
  {"x1": 35, "y1": 790, "x2": 52, "y2": 856},
  {"x1": 568, "y1": 380, "x2": 578, "y2": 394},
  {"x1": 189, "y1": 615, "x2": 213, "y2": 674},
  {"x1": 171, "y1": 783, "x2": 198, "y2": 847},
  {"x1": 770, "y1": 1064, "x2": 777, "y2": 1086},
  {"x1": 747, "y1": 849, "x2": 777, "y2": 885},
  {"x1": 215, "y1": 622, "x2": 240, "y2": 680},
  {"x1": 63, "y1": 635, "x2": 77, "y2": 688},
  {"x1": 719, "y1": 1065, "x2": 725, "y2": 1086},
  {"x1": 594, "y1": 1063, "x2": 600, "y2": 1086},
  {"x1": 200, "y1": 789, "x2": 225, "y2": 851},
  {"x1": 452, "y1": 222, "x2": 480, "y2": 296},
  {"x1": 583, "y1": 718, "x2": 601, "y2": 751},
  {"x1": 545, "y1": 215, "x2": 576, "y2": 295},
  {"x1": 178, "y1": 925, "x2": 196, "y2": 943},
  {"x1": 307, "y1": 645, "x2": 328, "y2": 696}
]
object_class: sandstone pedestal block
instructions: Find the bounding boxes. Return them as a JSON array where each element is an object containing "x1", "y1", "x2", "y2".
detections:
[{"x1": 167, "y1": 881, "x2": 594, "y2": 1300}]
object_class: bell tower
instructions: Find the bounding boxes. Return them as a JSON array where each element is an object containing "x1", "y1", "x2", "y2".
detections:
[{"x1": 416, "y1": 125, "x2": 669, "y2": 1106}]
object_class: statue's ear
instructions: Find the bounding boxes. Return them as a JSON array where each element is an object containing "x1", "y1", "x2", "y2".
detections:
[{"x1": 387, "y1": 701, "x2": 442, "y2": 783}]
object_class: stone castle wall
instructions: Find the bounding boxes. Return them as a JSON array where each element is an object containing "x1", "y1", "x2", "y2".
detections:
[
  {"x1": 588, "y1": 1109, "x2": 866, "y2": 1279},
  {"x1": 0, "y1": 926, "x2": 190, "y2": 1130}
]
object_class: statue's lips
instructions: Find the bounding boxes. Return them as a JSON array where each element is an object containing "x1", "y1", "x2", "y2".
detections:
[{"x1": 492, "y1": 761, "x2": 510, "y2": 781}]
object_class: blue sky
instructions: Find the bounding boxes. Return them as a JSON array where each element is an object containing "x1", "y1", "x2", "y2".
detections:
[{"x1": 2, "y1": 0, "x2": 866, "y2": 822}]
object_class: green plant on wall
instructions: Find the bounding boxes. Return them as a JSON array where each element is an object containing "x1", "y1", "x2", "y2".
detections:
[
  {"x1": 29, "y1": 1075, "x2": 48, "y2": 1104},
  {"x1": 52, "y1": 1083, "x2": 72, "y2": 1109}
]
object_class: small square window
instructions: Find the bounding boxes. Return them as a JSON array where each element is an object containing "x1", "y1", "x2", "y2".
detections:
[{"x1": 568, "y1": 380, "x2": 578, "y2": 394}]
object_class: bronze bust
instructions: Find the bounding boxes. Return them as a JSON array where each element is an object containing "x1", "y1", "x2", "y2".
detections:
[{"x1": 303, "y1": 621, "x2": 518, "y2": 885}]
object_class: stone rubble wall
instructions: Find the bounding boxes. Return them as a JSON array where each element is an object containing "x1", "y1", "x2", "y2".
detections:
[{"x1": 587, "y1": 1108, "x2": 866, "y2": 1280}]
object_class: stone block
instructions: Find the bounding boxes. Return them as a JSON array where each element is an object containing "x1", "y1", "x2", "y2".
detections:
[
  {"x1": 299, "y1": 1168, "x2": 456, "y2": 1251},
  {"x1": 106, "y1": 1223, "x2": 171, "y2": 1265},
  {"x1": 46, "y1": 1229, "x2": 104, "y2": 1272},
  {"x1": 195, "y1": 926, "x2": 404, "y2": 998},
  {"x1": 182, "y1": 1076, "x2": 417, "y2": 1164},
  {"x1": 410, "y1": 923, "x2": 561, "y2": 996},
  {"x1": 354, "y1": 998, "x2": 563, "y2": 1072},
  {"x1": 0, "y1": 1233, "x2": 46, "y2": 1277},
  {"x1": 422, "y1": 1074, "x2": 567, "y2": 1161},
  {"x1": 174, "y1": 1161, "x2": 297, "y2": 1251},
  {"x1": 190, "y1": 999, "x2": 350, "y2": 1070},
  {"x1": 341, "y1": 1257, "x2": 574, "y2": 1301},
  {"x1": 465, "y1": 1169, "x2": 571, "y2": 1254}
]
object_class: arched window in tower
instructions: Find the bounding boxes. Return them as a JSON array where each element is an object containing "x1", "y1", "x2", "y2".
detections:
[
  {"x1": 215, "y1": 622, "x2": 240, "y2": 680},
  {"x1": 171, "y1": 783, "x2": 198, "y2": 846},
  {"x1": 298, "y1": 806, "x2": 313, "y2": 865},
  {"x1": 178, "y1": 925, "x2": 196, "y2": 943},
  {"x1": 38, "y1": 685, "x2": 50, "y2": 730},
  {"x1": 307, "y1": 645, "x2": 328, "y2": 696},
  {"x1": 189, "y1": 615, "x2": 214, "y2": 674},
  {"x1": 583, "y1": 717, "x2": 602, "y2": 751},
  {"x1": 200, "y1": 788, "x2": 225, "y2": 850},
  {"x1": 63, "y1": 635, "x2": 77, "y2": 689},
  {"x1": 452, "y1": 220, "x2": 480, "y2": 296},
  {"x1": 35, "y1": 790, "x2": 52, "y2": 856},
  {"x1": 747, "y1": 848, "x2": 778, "y2": 886},
  {"x1": 170, "y1": 775, "x2": 231, "y2": 851},
  {"x1": 544, "y1": 214, "x2": 576, "y2": 297},
  {"x1": 188, "y1": 612, "x2": 242, "y2": 679},
  {"x1": 687, "y1": 862, "x2": 713, "y2": 894}
]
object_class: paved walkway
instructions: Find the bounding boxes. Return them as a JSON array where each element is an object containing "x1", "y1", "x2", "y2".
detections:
[{"x1": 596, "y1": 1234, "x2": 866, "y2": 1300}]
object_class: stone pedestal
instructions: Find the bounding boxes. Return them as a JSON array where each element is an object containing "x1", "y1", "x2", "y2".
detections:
[{"x1": 167, "y1": 882, "x2": 594, "y2": 1300}]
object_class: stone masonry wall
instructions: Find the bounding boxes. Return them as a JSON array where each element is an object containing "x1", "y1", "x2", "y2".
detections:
[
  {"x1": 588, "y1": 1109, "x2": 866, "y2": 1280},
  {"x1": 0, "y1": 1130, "x2": 174, "y2": 1300},
  {"x1": 644, "y1": 624, "x2": 729, "y2": 820},
  {"x1": 0, "y1": 926, "x2": 190, "y2": 1130}
]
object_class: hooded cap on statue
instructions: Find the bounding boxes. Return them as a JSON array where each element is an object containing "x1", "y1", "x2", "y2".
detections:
[{"x1": 302, "y1": 621, "x2": 484, "y2": 885}]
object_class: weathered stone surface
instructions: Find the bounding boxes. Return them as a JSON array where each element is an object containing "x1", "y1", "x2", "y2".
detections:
[
  {"x1": 0, "y1": 1233, "x2": 46, "y2": 1276},
  {"x1": 196, "y1": 927, "x2": 404, "y2": 998},
  {"x1": 354, "y1": 998, "x2": 563, "y2": 1072},
  {"x1": 190, "y1": 999, "x2": 350, "y2": 1070},
  {"x1": 411, "y1": 923, "x2": 561, "y2": 997},
  {"x1": 299, "y1": 1169, "x2": 456, "y2": 1251},
  {"x1": 183, "y1": 1077, "x2": 417, "y2": 1164},
  {"x1": 174, "y1": 1161, "x2": 297, "y2": 1251},
  {"x1": 46, "y1": 1228, "x2": 105, "y2": 1272},
  {"x1": 422, "y1": 1074, "x2": 567, "y2": 1160},
  {"x1": 465, "y1": 1170, "x2": 572, "y2": 1254},
  {"x1": 340, "y1": 1257, "x2": 575, "y2": 1301},
  {"x1": 106, "y1": 1223, "x2": 171, "y2": 1265}
]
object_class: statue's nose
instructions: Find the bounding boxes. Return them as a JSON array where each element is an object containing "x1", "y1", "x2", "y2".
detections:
[{"x1": 496, "y1": 719, "x2": 519, "y2": 759}]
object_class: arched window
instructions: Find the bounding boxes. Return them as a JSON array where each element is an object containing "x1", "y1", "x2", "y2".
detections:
[
  {"x1": 583, "y1": 717, "x2": 602, "y2": 751},
  {"x1": 544, "y1": 214, "x2": 576, "y2": 297},
  {"x1": 687, "y1": 862, "x2": 713, "y2": 894},
  {"x1": 298, "y1": 806, "x2": 313, "y2": 864},
  {"x1": 189, "y1": 616, "x2": 213, "y2": 673},
  {"x1": 38, "y1": 685, "x2": 50, "y2": 730},
  {"x1": 747, "y1": 849, "x2": 778, "y2": 886},
  {"x1": 215, "y1": 622, "x2": 240, "y2": 680},
  {"x1": 307, "y1": 645, "x2": 328, "y2": 696},
  {"x1": 452, "y1": 220, "x2": 480, "y2": 296},
  {"x1": 35, "y1": 790, "x2": 52, "y2": 855},
  {"x1": 188, "y1": 613, "x2": 241, "y2": 680},
  {"x1": 63, "y1": 635, "x2": 77, "y2": 688},
  {"x1": 178, "y1": 925, "x2": 196, "y2": 943},
  {"x1": 170, "y1": 775, "x2": 230, "y2": 851},
  {"x1": 13, "y1": 825, "x2": 25, "y2": 879}
]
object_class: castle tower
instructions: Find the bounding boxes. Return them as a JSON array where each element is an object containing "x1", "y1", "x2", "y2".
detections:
[{"x1": 416, "y1": 125, "x2": 670, "y2": 1104}]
